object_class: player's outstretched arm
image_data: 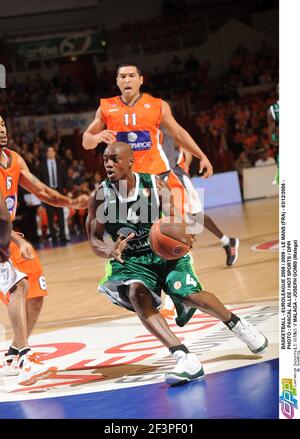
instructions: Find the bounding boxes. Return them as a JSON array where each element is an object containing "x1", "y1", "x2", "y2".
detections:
[
  {"x1": 161, "y1": 100, "x2": 213, "y2": 178},
  {"x1": 18, "y1": 156, "x2": 88, "y2": 209},
  {"x1": 0, "y1": 190, "x2": 12, "y2": 261},
  {"x1": 86, "y1": 189, "x2": 134, "y2": 263},
  {"x1": 83, "y1": 107, "x2": 116, "y2": 150}
]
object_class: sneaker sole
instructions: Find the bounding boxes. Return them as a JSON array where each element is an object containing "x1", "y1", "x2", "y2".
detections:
[
  {"x1": 3, "y1": 370, "x2": 19, "y2": 377},
  {"x1": 227, "y1": 238, "x2": 239, "y2": 266},
  {"x1": 18, "y1": 367, "x2": 58, "y2": 386},
  {"x1": 165, "y1": 369, "x2": 205, "y2": 386},
  {"x1": 249, "y1": 337, "x2": 268, "y2": 355}
]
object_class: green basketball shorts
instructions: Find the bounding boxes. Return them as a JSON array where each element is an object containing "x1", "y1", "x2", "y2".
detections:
[{"x1": 98, "y1": 252, "x2": 202, "y2": 312}]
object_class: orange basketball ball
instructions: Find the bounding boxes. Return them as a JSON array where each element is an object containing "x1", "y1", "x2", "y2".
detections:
[{"x1": 149, "y1": 216, "x2": 192, "y2": 260}]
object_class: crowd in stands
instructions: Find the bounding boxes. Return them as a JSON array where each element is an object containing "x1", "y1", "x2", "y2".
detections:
[
  {"x1": 190, "y1": 88, "x2": 278, "y2": 175},
  {"x1": 218, "y1": 41, "x2": 278, "y2": 100},
  {"x1": 0, "y1": 52, "x2": 212, "y2": 118},
  {"x1": 0, "y1": 71, "x2": 94, "y2": 117},
  {"x1": 109, "y1": 0, "x2": 249, "y2": 58}
]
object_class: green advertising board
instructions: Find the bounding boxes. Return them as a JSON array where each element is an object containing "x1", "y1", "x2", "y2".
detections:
[{"x1": 17, "y1": 32, "x2": 106, "y2": 60}]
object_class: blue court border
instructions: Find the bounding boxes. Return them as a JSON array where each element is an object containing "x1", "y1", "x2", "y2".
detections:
[{"x1": 0, "y1": 359, "x2": 278, "y2": 419}]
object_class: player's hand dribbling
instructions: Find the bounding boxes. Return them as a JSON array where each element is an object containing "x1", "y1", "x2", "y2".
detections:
[
  {"x1": 199, "y1": 155, "x2": 213, "y2": 179},
  {"x1": 111, "y1": 233, "x2": 135, "y2": 263},
  {"x1": 94, "y1": 130, "x2": 116, "y2": 145}
]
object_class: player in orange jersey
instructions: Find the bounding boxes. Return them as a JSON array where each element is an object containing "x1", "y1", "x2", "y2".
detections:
[
  {"x1": 83, "y1": 63, "x2": 213, "y2": 180},
  {"x1": 0, "y1": 115, "x2": 88, "y2": 385}
]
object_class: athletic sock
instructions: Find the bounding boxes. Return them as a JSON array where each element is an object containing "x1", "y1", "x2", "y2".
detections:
[
  {"x1": 223, "y1": 312, "x2": 240, "y2": 330},
  {"x1": 18, "y1": 347, "x2": 31, "y2": 367},
  {"x1": 7, "y1": 345, "x2": 19, "y2": 356},
  {"x1": 169, "y1": 344, "x2": 189, "y2": 355},
  {"x1": 220, "y1": 235, "x2": 230, "y2": 246},
  {"x1": 18, "y1": 347, "x2": 31, "y2": 358}
]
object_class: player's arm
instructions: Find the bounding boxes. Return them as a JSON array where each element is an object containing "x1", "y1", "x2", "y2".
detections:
[
  {"x1": 155, "y1": 176, "x2": 178, "y2": 218},
  {"x1": 86, "y1": 189, "x2": 134, "y2": 263},
  {"x1": 161, "y1": 100, "x2": 213, "y2": 178},
  {"x1": 155, "y1": 177, "x2": 195, "y2": 243},
  {"x1": 82, "y1": 107, "x2": 116, "y2": 150},
  {"x1": 18, "y1": 157, "x2": 88, "y2": 209},
  {"x1": 0, "y1": 190, "x2": 12, "y2": 261}
]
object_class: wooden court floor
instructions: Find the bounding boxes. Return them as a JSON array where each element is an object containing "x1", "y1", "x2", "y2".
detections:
[{"x1": 0, "y1": 197, "x2": 279, "y2": 339}]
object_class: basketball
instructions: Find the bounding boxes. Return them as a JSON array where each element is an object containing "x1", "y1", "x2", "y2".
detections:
[{"x1": 149, "y1": 216, "x2": 193, "y2": 260}]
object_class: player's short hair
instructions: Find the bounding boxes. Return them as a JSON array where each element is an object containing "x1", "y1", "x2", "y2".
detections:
[{"x1": 116, "y1": 63, "x2": 142, "y2": 77}]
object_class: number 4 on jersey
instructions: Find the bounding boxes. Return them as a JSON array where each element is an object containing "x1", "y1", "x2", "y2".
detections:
[{"x1": 186, "y1": 274, "x2": 197, "y2": 287}]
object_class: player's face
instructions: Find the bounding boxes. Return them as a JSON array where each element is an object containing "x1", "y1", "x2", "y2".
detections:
[
  {"x1": 103, "y1": 148, "x2": 132, "y2": 182},
  {"x1": 116, "y1": 66, "x2": 143, "y2": 99},
  {"x1": 0, "y1": 117, "x2": 8, "y2": 146}
]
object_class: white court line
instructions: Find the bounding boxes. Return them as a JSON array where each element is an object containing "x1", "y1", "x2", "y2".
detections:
[{"x1": 18, "y1": 313, "x2": 132, "y2": 329}]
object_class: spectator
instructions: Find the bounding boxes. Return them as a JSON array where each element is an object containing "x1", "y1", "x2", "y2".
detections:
[
  {"x1": 234, "y1": 150, "x2": 252, "y2": 177},
  {"x1": 255, "y1": 149, "x2": 276, "y2": 167},
  {"x1": 40, "y1": 146, "x2": 69, "y2": 245}
]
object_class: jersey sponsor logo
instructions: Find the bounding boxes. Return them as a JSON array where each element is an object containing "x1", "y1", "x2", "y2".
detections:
[
  {"x1": 128, "y1": 132, "x2": 138, "y2": 142},
  {"x1": 108, "y1": 108, "x2": 119, "y2": 112},
  {"x1": 174, "y1": 281, "x2": 182, "y2": 290},
  {"x1": 144, "y1": 103, "x2": 151, "y2": 109},
  {"x1": 116, "y1": 130, "x2": 152, "y2": 151},
  {"x1": 5, "y1": 195, "x2": 16, "y2": 214}
]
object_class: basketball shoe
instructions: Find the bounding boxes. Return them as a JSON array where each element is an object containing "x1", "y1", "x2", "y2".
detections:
[
  {"x1": 231, "y1": 318, "x2": 268, "y2": 354},
  {"x1": 165, "y1": 351, "x2": 205, "y2": 386},
  {"x1": 223, "y1": 237, "x2": 239, "y2": 266},
  {"x1": 18, "y1": 351, "x2": 57, "y2": 386},
  {"x1": 2, "y1": 353, "x2": 19, "y2": 376}
]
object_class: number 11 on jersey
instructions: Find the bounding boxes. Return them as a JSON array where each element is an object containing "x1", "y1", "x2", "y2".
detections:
[{"x1": 124, "y1": 113, "x2": 137, "y2": 126}]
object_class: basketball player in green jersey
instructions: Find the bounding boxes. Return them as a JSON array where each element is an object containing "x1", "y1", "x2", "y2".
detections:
[
  {"x1": 86, "y1": 141, "x2": 268, "y2": 385},
  {"x1": 268, "y1": 84, "x2": 279, "y2": 185}
]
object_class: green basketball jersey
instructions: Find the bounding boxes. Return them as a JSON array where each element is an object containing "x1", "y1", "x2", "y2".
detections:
[{"x1": 101, "y1": 172, "x2": 161, "y2": 257}]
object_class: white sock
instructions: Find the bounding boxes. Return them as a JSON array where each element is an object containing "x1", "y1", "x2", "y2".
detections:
[
  {"x1": 220, "y1": 235, "x2": 230, "y2": 246},
  {"x1": 172, "y1": 350, "x2": 187, "y2": 361}
]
